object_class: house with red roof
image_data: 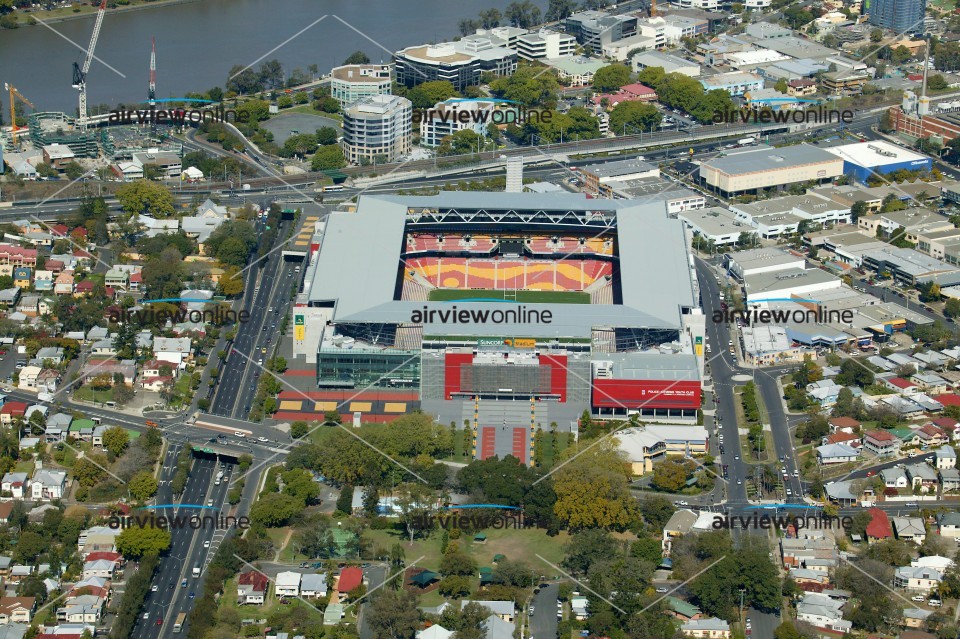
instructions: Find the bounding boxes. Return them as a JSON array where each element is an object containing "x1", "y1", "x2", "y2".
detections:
[
  {"x1": 337, "y1": 566, "x2": 363, "y2": 594},
  {"x1": 824, "y1": 431, "x2": 862, "y2": 449},
  {"x1": 0, "y1": 402, "x2": 27, "y2": 426},
  {"x1": 934, "y1": 394, "x2": 960, "y2": 407},
  {"x1": 863, "y1": 430, "x2": 901, "y2": 457},
  {"x1": 866, "y1": 508, "x2": 893, "y2": 543},
  {"x1": 237, "y1": 570, "x2": 268, "y2": 605},
  {"x1": 915, "y1": 424, "x2": 949, "y2": 448},
  {"x1": 885, "y1": 377, "x2": 918, "y2": 394},
  {"x1": 591, "y1": 82, "x2": 658, "y2": 109}
]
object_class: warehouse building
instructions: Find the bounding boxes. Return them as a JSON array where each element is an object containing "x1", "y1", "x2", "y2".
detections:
[
  {"x1": 743, "y1": 267, "x2": 842, "y2": 303},
  {"x1": 725, "y1": 247, "x2": 805, "y2": 281},
  {"x1": 698, "y1": 144, "x2": 845, "y2": 197},
  {"x1": 823, "y1": 140, "x2": 933, "y2": 184},
  {"x1": 678, "y1": 207, "x2": 744, "y2": 246}
]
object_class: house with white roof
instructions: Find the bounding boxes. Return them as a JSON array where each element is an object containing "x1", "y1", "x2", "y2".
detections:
[
  {"x1": 275, "y1": 571, "x2": 301, "y2": 597},
  {"x1": 30, "y1": 470, "x2": 67, "y2": 501},
  {"x1": 881, "y1": 467, "x2": 909, "y2": 488},
  {"x1": 153, "y1": 337, "x2": 193, "y2": 369},
  {"x1": 681, "y1": 617, "x2": 731, "y2": 638},
  {"x1": 796, "y1": 593, "x2": 851, "y2": 633}
]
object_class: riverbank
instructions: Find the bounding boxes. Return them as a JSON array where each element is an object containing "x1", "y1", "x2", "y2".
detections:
[{"x1": 1, "y1": 0, "x2": 205, "y2": 28}]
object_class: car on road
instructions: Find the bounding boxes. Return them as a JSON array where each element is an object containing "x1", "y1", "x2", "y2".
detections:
[
  {"x1": 189, "y1": 592, "x2": 195, "y2": 599},
  {"x1": 156, "y1": 619, "x2": 163, "y2": 626},
  {"x1": 676, "y1": 500, "x2": 689, "y2": 506},
  {"x1": 655, "y1": 587, "x2": 669, "y2": 593},
  {"x1": 203, "y1": 540, "x2": 210, "y2": 548},
  {"x1": 737, "y1": 479, "x2": 742, "y2": 485},
  {"x1": 866, "y1": 471, "x2": 875, "y2": 477},
  {"x1": 207, "y1": 499, "x2": 214, "y2": 507},
  {"x1": 181, "y1": 579, "x2": 188, "y2": 588},
  {"x1": 734, "y1": 455, "x2": 740, "y2": 461},
  {"x1": 151, "y1": 584, "x2": 158, "y2": 592},
  {"x1": 234, "y1": 431, "x2": 245, "y2": 438},
  {"x1": 257, "y1": 436, "x2": 268, "y2": 442},
  {"x1": 793, "y1": 470, "x2": 799, "y2": 477},
  {"x1": 143, "y1": 612, "x2": 150, "y2": 620}
]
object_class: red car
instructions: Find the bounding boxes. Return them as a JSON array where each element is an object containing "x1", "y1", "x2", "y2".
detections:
[
  {"x1": 156, "y1": 619, "x2": 162, "y2": 626},
  {"x1": 866, "y1": 471, "x2": 876, "y2": 477}
]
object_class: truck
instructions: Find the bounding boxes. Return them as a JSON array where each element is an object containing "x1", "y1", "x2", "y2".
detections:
[
  {"x1": 38, "y1": 392, "x2": 53, "y2": 402},
  {"x1": 192, "y1": 563, "x2": 201, "y2": 578},
  {"x1": 173, "y1": 612, "x2": 186, "y2": 633},
  {"x1": 242, "y1": 183, "x2": 251, "y2": 191},
  {"x1": 738, "y1": 136, "x2": 757, "y2": 146}
]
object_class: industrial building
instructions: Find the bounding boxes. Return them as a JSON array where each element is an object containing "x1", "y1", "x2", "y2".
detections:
[
  {"x1": 577, "y1": 159, "x2": 660, "y2": 196},
  {"x1": 743, "y1": 267, "x2": 842, "y2": 303},
  {"x1": 678, "y1": 207, "x2": 745, "y2": 246},
  {"x1": 698, "y1": 144, "x2": 845, "y2": 197},
  {"x1": 823, "y1": 140, "x2": 932, "y2": 183}
]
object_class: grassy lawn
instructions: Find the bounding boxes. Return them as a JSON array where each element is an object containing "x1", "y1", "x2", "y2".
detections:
[
  {"x1": 427, "y1": 289, "x2": 590, "y2": 304},
  {"x1": 286, "y1": 105, "x2": 344, "y2": 122},
  {"x1": 536, "y1": 431, "x2": 573, "y2": 468},
  {"x1": 440, "y1": 429, "x2": 473, "y2": 464},
  {"x1": 365, "y1": 526, "x2": 570, "y2": 576},
  {"x1": 14, "y1": 460, "x2": 35, "y2": 475},
  {"x1": 73, "y1": 386, "x2": 114, "y2": 403}
]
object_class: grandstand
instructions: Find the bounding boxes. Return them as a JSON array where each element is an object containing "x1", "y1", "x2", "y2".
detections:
[{"x1": 301, "y1": 192, "x2": 705, "y2": 455}]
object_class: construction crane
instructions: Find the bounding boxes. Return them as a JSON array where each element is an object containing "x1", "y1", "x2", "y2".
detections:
[
  {"x1": 71, "y1": 0, "x2": 107, "y2": 131},
  {"x1": 148, "y1": 37, "x2": 156, "y2": 105},
  {"x1": 4, "y1": 83, "x2": 34, "y2": 147}
]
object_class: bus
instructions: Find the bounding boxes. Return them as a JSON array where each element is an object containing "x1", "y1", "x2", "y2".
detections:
[
  {"x1": 173, "y1": 612, "x2": 186, "y2": 633},
  {"x1": 192, "y1": 563, "x2": 201, "y2": 578}
]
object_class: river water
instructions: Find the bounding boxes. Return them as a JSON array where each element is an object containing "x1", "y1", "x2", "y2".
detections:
[{"x1": 0, "y1": 0, "x2": 543, "y2": 112}]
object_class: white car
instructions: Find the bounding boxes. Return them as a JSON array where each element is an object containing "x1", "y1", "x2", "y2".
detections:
[
  {"x1": 655, "y1": 587, "x2": 669, "y2": 593},
  {"x1": 151, "y1": 584, "x2": 158, "y2": 592},
  {"x1": 234, "y1": 431, "x2": 245, "y2": 438},
  {"x1": 929, "y1": 599, "x2": 943, "y2": 607},
  {"x1": 203, "y1": 540, "x2": 210, "y2": 548},
  {"x1": 206, "y1": 499, "x2": 214, "y2": 507},
  {"x1": 912, "y1": 595, "x2": 926, "y2": 602},
  {"x1": 143, "y1": 612, "x2": 150, "y2": 620},
  {"x1": 793, "y1": 469, "x2": 799, "y2": 477},
  {"x1": 257, "y1": 436, "x2": 268, "y2": 443}
]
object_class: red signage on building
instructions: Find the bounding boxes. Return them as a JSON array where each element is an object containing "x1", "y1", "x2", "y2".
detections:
[{"x1": 592, "y1": 379, "x2": 701, "y2": 410}]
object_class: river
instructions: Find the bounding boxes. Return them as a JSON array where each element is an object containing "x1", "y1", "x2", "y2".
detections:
[{"x1": 0, "y1": 0, "x2": 544, "y2": 112}]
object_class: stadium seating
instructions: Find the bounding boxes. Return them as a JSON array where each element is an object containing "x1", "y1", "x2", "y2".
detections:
[{"x1": 407, "y1": 257, "x2": 611, "y2": 292}]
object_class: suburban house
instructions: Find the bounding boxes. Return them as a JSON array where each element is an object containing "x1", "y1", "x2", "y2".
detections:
[
  {"x1": 796, "y1": 593, "x2": 851, "y2": 634},
  {"x1": 0, "y1": 597, "x2": 35, "y2": 624},
  {"x1": 895, "y1": 564, "x2": 947, "y2": 593},
  {"x1": 237, "y1": 570, "x2": 269, "y2": 605},
  {"x1": 936, "y1": 445, "x2": 957, "y2": 469},
  {"x1": 337, "y1": 567, "x2": 364, "y2": 595},
  {"x1": 300, "y1": 573, "x2": 327, "y2": 598},
  {"x1": 866, "y1": 508, "x2": 893, "y2": 543},
  {"x1": 863, "y1": 430, "x2": 902, "y2": 457},
  {"x1": 906, "y1": 463, "x2": 939, "y2": 492},
  {"x1": 816, "y1": 443, "x2": 859, "y2": 465},
  {"x1": 680, "y1": 617, "x2": 732, "y2": 638},
  {"x1": 275, "y1": 572, "x2": 301, "y2": 597},
  {"x1": 828, "y1": 416, "x2": 860, "y2": 433},
  {"x1": 881, "y1": 467, "x2": 909, "y2": 488},
  {"x1": 891, "y1": 516, "x2": 927, "y2": 544},
  {"x1": 0, "y1": 473, "x2": 28, "y2": 500},
  {"x1": 30, "y1": 470, "x2": 67, "y2": 501},
  {"x1": 460, "y1": 600, "x2": 515, "y2": 623}
]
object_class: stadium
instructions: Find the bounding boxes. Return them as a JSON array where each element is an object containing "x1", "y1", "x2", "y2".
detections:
[{"x1": 286, "y1": 192, "x2": 706, "y2": 463}]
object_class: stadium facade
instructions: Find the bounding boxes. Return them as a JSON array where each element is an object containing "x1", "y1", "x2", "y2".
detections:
[{"x1": 291, "y1": 192, "x2": 706, "y2": 463}]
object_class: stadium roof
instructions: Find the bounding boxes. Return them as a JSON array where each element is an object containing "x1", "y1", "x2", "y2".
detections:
[{"x1": 308, "y1": 193, "x2": 695, "y2": 337}]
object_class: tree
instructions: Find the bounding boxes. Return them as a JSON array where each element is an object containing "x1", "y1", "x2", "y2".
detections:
[
  {"x1": 774, "y1": 78, "x2": 789, "y2": 93},
  {"x1": 563, "y1": 529, "x2": 620, "y2": 575},
  {"x1": 64, "y1": 161, "x2": 85, "y2": 180},
  {"x1": 311, "y1": 144, "x2": 346, "y2": 170},
  {"x1": 851, "y1": 200, "x2": 869, "y2": 222},
  {"x1": 609, "y1": 101, "x2": 662, "y2": 134},
  {"x1": 504, "y1": 0, "x2": 541, "y2": 28},
  {"x1": 631, "y1": 537, "x2": 663, "y2": 564},
  {"x1": 115, "y1": 525, "x2": 172, "y2": 558},
  {"x1": 489, "y1": 63, "x2": 559, "y2": 107},
  {"x1": 343, "y1": 50, "x2": 370, "y2": 65},
  {"x1": 102, "y1": 426, "x2": 130, "y2": 457},
  {"x1": 545, "y1": 0, "x2": 577, "y2": 20},
  {"x1": 73, "y1": 455, "x2": 109, "y2": 487},
  {"x1": 774, "y1": 621, "x2": 803, "y2": 639},
  {"x1": 315, "y1": 126, "x2": 339, "y2": 146},
  {"x1": 592, "y1": 64, "x2": 632, "y2": 92},
  {"x1": 407, "y1": 80, "x2": 458, "y2": 108},
  {"x1": 336, "y1": 485, "x2": 354, "y2": 515},
  {"x1": 440, "y1": 550, "x2": 477, "y2": 576},
  {"x1": 249, "y1": 493, "x2": 302, "y2": 527},
  {"x1": 871, "y1": 28, "x2": 884, "y2": 42},
  {"x1": 552, "y1": 439, "x2": 635, "y2": 529},
  {"x1": 116, "y1": 180, "x2": 176, "y2": 218},
  {"x1": 129, "y1": 471, "x2": 159, "y2": 502},
  {"x1": 652, "y1": 458, "x2": 690, "y2": 492}
]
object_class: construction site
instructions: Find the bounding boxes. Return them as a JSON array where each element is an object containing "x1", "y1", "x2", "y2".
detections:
[{"x1": 1, "y1": 3, "x2": 184, "y2": 176}]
